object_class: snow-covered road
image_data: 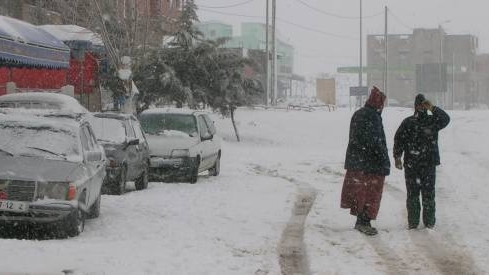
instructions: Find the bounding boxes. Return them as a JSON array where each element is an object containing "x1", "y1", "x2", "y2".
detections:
[{"x1": 1, "y1": 107, "x2": 488, "y2": 275}]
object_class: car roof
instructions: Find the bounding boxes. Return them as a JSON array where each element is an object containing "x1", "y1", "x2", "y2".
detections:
[
  {"x1": 140, "y1": 107, "x2": 207, "y2": 116},
  {"x1": 93, "y1": 112, "x2": 135, "y2": 120},
  {"x1": 0, "y1": 112, "x2": 82, "y2": 132},
  {"x1": 0, "y1": 92, "x2": 88, "y2": 113}
]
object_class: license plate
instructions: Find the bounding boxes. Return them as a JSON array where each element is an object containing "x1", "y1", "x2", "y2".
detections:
[{"x1": 0, "y1": 200, "x2": 29, "y2": 213}]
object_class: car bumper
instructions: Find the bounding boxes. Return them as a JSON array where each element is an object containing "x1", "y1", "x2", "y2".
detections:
[
  {"x1": 149, "y1": 156, "x2": 198, "y2": 180},
  {"x1": 0, "y1": 201, "x2": 78, "y2": 224}
]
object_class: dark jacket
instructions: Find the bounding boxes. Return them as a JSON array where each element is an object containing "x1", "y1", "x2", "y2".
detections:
[
  {"x1": 344, "y1": 105, "x2": 391, "y2": 176},
  {"x1": 393, "y1": 106, "x2": 450, "y2": 169}
]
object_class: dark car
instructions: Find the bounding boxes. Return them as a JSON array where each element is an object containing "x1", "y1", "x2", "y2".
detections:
[
  {"x1": 90, "y1": 113, "x2": 150, "y2": 195},
  {"x1": 0, "y1": 113, "x2": 105, "y2": 237}
]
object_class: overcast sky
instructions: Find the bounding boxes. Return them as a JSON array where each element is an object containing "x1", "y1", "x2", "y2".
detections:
[{"x1": 195, "y1": 0, "x2": 489, "y2": 78}]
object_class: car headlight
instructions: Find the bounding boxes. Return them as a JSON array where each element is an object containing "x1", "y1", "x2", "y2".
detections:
[
  {"x1": 37, "y1": 182, "x2": 70, "y2": 200},
  {"x1": 171, "y1": 149, "x2": 190, "y2": 158}
]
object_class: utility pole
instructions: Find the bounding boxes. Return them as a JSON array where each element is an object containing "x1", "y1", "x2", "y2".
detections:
[
  {"x1": 383, "y1": 6, "x2": 388, "y2": 100},
  {"x1": 358, "y1": 0, "x2": 363, "y2": 106},
  {"x1": 271, "y1": 0, "x2": 277, "y2": 106},
  {"x1": 265, "y1": 0, "x2": 270, "y2": 106}
]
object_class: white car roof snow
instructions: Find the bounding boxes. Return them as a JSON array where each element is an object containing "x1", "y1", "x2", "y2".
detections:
[
  {"x1": 0, "y1": 92, "x2": 88, "y2": 113},
  {"x1": 141, "y1": 107, "x2": 207, "y2": 116}
]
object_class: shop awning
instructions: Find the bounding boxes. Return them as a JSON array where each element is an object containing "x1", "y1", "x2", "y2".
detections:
[{"x1": 0, "y1": 16, "x2": 70, "y2": 69}]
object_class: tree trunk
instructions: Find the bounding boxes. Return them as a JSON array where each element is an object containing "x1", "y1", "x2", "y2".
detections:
[{"x1": 230, "y1": 107, "x2": 240, "y2": 142}]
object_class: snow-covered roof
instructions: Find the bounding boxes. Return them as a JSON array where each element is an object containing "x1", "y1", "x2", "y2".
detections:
[
  {"x1": 39, "y1": 25, "x2": 104, "y2": 46},
  {"x1": 0, "y1": 92, "x2": 88, "y2": 113},
  {"x1": 141, "y1": 108, "x2": 201, "y2": 115},
  {"x1": 0, "y1": 112, "x2": 80, "y2": 132}
]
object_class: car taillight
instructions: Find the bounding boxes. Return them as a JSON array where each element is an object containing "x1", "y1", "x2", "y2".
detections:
[{"x1": 67, "y1": 184, "x2": 77, "y2": 200}]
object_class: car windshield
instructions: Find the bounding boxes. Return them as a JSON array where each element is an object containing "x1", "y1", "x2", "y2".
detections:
[
  {"x1": 90, "y1": 117, "x2": 126, "y2": 144},
  {"x1": 139, "y1": 113, "x2": 198, "y2": 137},
  {"x1": 0, "y1": 122, "x2": 79, "y2": 159}
]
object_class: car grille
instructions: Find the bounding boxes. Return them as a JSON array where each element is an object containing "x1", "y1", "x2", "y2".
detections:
[{"x1": 3, "y1": 181, "x2": 36, "y2": 202}]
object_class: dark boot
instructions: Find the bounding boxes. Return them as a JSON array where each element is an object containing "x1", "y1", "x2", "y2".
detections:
[{"x1": 354, "y1": 213, "x2": 378, "y2": 236}]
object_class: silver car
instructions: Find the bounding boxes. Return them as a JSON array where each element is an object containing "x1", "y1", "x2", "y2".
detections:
[
  {"x1": 139, "y1": 108, "x2": 221, "y2": 184},
  {"x1": 0, "y1": 113, "x2": 105, "y2": 237}
]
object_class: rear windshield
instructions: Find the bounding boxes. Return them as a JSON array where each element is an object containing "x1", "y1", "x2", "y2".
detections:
[
  {"x1": 139, "y1": 113, "x2": 197, "y2": 137},
  {"x1": 90, "y1": 117, "x2": 127, "y2": 144}
]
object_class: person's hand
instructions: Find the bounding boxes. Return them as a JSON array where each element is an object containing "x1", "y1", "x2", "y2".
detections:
[
  {"x1": 422, "y1": 100, "x2": 434, "y2": 112},
  {"x1": 395, "y1": 158, "x2": 403, "y2": 170}
]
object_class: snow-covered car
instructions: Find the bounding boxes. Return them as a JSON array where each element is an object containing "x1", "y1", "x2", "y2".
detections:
[
  {"x1": 89, "y1": 113, "x2": 150, "y2": 195},
  {"x1": 139, "y1": 108, "x2": 221, "y2": 183},
  {"x1": 0, "y1": 113, "x2": 105, "y2": 237},
  {"x1": 0, "y1": 92, "x2": 88, "y2": 113}
]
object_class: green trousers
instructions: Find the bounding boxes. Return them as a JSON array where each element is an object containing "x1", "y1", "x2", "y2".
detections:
[{"x1": 405, "y1": 166, "x2": 436, "y2": 227}]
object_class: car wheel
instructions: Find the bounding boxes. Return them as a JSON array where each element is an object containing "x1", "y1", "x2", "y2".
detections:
[
  {"x1": 188, "y1": 157, "x2": 200, "y2": 184},
  {"x1": 209, "y1": 154, "x2": 220, "y2": 176},
  {"x1": 135, "y1": 164, "x2": 149, "y2": 190},
  {"x1": 112, "y1": 167, "x2": 126, "y2": 195},
  {"x1": 65, "y1": 208, "x2": 85, "y2": 237},
  {"x1": 86, "y1": 193, "x2": 101, "y2": 219}
]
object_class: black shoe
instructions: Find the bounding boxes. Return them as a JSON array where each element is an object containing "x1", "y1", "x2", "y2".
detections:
[
  {"x1": 355, "y1": 224, "x2": 378, "y2": 236},
  {"x1": 425, "y1": 224, "x2": 435, "y2": 229},
  {"x1": 408, "y1": 224, "x2": 418, "y2": 230}
]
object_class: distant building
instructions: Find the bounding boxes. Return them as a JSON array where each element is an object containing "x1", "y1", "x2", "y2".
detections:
[
  {"x1": 367, "y1": 27, "x2": 480, "y2": 109},
  {"x1": 196, "y1": 21, "x2": 233, "y2": 41}
]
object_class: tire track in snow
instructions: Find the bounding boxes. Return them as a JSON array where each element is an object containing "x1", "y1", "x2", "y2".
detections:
[{"x1": 249, "y1": 164, "x2": 316, "y2": 275}]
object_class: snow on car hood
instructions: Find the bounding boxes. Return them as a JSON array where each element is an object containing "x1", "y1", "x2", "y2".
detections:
[
  {"x1": 0, "y1": 155, "x2": 82, "y2": 182},
  {"x1": 146, "y1": 134, "x2": 200, "y2": 157}
]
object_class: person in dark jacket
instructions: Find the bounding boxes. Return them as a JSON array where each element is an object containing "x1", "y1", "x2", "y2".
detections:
[
  {"x1": 394, "y1": 94, "x2": 450, "y2": 229},
  {"x1": 341, "y1": 86, "x2": 390, "y2": 236}
]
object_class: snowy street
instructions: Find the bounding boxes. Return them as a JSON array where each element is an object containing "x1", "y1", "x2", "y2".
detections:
[{"x1": 1, "y1": 107, "x2": 488, "y2": 275}]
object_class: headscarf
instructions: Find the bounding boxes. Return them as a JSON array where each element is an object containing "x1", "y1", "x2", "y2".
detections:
[
  {"x1": 414, "y1": 93, "x2": 428, "y2": 118},
  {"x1": 365, "y1": 86, "x2": 386, "y2": 113}
]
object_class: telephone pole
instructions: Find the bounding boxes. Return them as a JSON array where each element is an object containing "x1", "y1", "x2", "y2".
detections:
[
  {"x1": 271, "y1": 0, "x2": 277, "y2": 105},
  {"x1": 383, "y1": 6, "x2": 388, "y2": 99},
  {"x1": 265, "y1": 0, "x2": 270, "y2": 106}
]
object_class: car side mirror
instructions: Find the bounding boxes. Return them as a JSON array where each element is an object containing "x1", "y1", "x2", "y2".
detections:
[
  {"x1": 201, "y1": 132, "x2": 213, "y2": 141},
  {"x1": 85, "y1": 151, "x2": 102, "y2": 162},
  {"x1": 127, "y1": 138, "x2": 140, "y2": 146}
]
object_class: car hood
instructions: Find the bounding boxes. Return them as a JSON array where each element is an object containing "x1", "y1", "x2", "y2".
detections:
[
  {"x1": 0, "y1": 155, "x2": 82, "y2": 182},
  {"x1": 146, "y1": 134, "x2": 200, "y2": 157}
]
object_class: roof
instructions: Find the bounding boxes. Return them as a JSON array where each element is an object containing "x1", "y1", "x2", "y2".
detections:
[
  {"x1": 0, "y1": 92, "x2": 88, "y2": 113},
  {"x1": 0, "y1": 112, "x2": 81, "y2": 132},
  {"x1": 39, "y1": 25, "x2": 104, "y2": 46},
  {"x1": 140, "y1": 108, "x2": 205, "y2": 116},
  {"x1": 94, "y1": 112, "x2": 135, "y2": 120},
  {"x1": 0, "y1": 16, "x2": 70, "y2": 68}
]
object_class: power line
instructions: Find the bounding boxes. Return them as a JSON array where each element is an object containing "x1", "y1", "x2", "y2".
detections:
[
  {"x1": 293, "y1": 0, "x2": 383, "y2": 20},
  {"x1": 199, "y1": 8, "x2": 358, "y2": 40},
  {"x1": 389, "y1": 10, "x2": 414, "y2": 31},
  {"x1": 198, "y1": 0, "x2": 255, "y2": 9}
]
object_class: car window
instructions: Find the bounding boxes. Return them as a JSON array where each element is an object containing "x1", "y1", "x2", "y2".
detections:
[
  {"x1": 80, "y1": 127, "x2": 90, "y2": 152},
  {"x1": 90, "y1": 117, "x2": 126, "y2": 144},
  {"x1": 126, "y1": 120, "x2": 136, "y2": 139},
  {"x1": 82, "y1": 126, "x2": 96, "y2": 151},
  {"x1": 203, "y1": 115, "x2": 216, "y2": 135},
  {"x1": 198, "y1": 116, "x2": 211, "y2": 138},
  {"x1": 139, "y1": 113, "x2": 198, "y2": 137},
  {"x1": 132, "y1": 120, "x2": 146, "y2": 141}
]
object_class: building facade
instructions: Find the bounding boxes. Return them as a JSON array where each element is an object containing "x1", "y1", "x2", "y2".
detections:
[{"x1": 367, "y1": 27, "x2": 480, "y2": 109}]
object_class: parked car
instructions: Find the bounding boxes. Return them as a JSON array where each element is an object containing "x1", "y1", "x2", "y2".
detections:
[
  {"x1": 0, "y1": 92, "x2": 89, "y2": 113},
  {"x1": 89, "y1": 113, "x2": 150, "y2": 195},
  {"x1": 139, "y1": 108, "x2": 221, "y2": 183},
  {"x1": 0, "y1": 113, "x2": 105, "y2": 237}
]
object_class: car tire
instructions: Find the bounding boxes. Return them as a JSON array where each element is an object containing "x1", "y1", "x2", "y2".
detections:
[
  {"x1": 65, "y1": 208, "x2": 85, "y2": 237},
  {"x1": 209, "y1": 154, "x2": 221, "y2": 176},
  {"x1": 135, "y1": 164, "x2": 149, "y2": 190},
  {"x1": 112, "y1": 167, "x2": 126, "y2": 195},
  {"x1": 86, "y1": 193, "x2": 101, "y2": 219},
  {"x1": 188, "y1": 157, "x2": 200, "y2": 184}
]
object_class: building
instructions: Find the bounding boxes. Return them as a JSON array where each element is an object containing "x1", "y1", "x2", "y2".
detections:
[
  {"x1": 198, "y1": 21, "x2": 298, "y2": 101},
  {"x1": 367, "y1": 27, "x2": 480, "y2": 109}
]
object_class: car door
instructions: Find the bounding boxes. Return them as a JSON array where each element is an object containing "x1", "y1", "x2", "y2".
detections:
[
  {"x1": 85, "y1": 125, "x2": 105, "y2": 200},
  {"x1": 203, "y1": 114, "x2": 220, "y2": 165},
  {"x1": 132, "y1": 119, "x2": 150, "y2": 169},
  {"x1": 80, "y1": 125, "x2": 102, "y2": 209},
  {"x1": 124, "y1": 119, "x2": 140, "y2": 180},
  {"x1": 197, "y1": 115, "x2": 213, "y2": 170}
]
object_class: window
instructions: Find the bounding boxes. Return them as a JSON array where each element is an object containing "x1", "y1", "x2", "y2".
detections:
[
  {"x1": 132, "y1": 120, "x2": 146, "y2": 141},
  {"x1": 203, "y1": 115, "x2": 216, "y2": 135},
  {"x1": 198, "y1": 116, "x2": 211, "y2": 138}
]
